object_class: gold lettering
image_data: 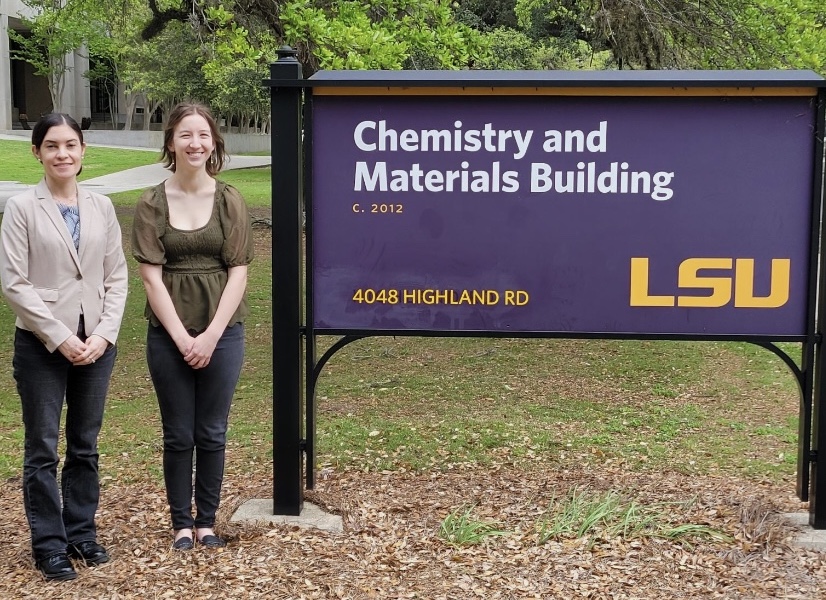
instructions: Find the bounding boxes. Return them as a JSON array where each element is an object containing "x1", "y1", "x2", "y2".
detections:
[
  {"x1": 734, "y1": 258, "x2": 790, "y2": 308},
  {"x1": 503, "y1": 290, "x2": 527, "y2": 305},
  {"x1": 630, "y1": 258, "x2": 674, "y2": 306},
  {"x1": 677, "y1": 258, "x2": 732, "y2": 307}
]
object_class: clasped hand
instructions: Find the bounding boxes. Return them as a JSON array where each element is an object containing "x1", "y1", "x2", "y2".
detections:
[
  {"x1": 58, "y1": 334, "x2": 107, "y2": 365},
  {"x1": 178, "y1": 330, "x2": 219, "y2": 369}
]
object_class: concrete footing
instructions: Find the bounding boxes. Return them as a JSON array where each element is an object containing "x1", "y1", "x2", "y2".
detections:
[
  {"x1": 230, "y1": 499, "x2": 343, "y2": 534},
  {"x1": 783, "y1": 512, "x2": 826, "y2": 550}
]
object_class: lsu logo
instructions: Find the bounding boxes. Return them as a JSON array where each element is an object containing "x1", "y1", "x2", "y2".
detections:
[{"x1": 630, "y1": 258, "x2": 791, "y2": 308}]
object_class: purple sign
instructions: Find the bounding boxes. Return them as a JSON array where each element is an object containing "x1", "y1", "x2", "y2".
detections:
[{"x1": 311, "y1": 94, "x2": 816, "y2": 335}]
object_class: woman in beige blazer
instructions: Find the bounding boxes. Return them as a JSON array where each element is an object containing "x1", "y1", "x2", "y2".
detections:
[{"x1": 0, "y1": 114, "x2": 128, "y2": 581}]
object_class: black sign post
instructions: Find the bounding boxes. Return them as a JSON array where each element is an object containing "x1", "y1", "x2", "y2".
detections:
[
  {"x1": 269, "y1": 47, "x2": 304, "y2": 515},
  {"x1": 808, "y1": 97, "x2": 826, "y2": 527}
]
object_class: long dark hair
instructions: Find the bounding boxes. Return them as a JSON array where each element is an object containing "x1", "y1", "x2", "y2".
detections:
[
  {"x1": 31, "y1": 113, "x2": 85, "y2": 176},
  {"x1": 161, "y1": 102, "x2": 226, "y2": 176}
]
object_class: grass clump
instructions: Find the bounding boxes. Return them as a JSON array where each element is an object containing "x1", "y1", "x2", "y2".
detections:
[
  {"x1": 537, "y1": 488, "x2": 731, "y2": 547},
  {"x1": 438, "y1": 505, "x2": 508, "y2": 547}
]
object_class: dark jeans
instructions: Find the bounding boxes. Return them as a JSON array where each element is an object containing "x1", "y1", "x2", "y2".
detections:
[
  {"x1": 13, "y1": 328, "x2": 116, "y2": 561},
  {"x1": 146, "y1": 323, "x2": 244, "y2": 530}
]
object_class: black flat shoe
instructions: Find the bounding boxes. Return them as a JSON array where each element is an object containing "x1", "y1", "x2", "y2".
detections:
[
  {"x1": 172, "y1": 536, "x2": 193, "y2": 550},
  {"x1": 197, "y1": 534, "x2": 226, "y2": 548},
  {"x1": 36, "y1": 553, "x2": 77, "y2": 581},
  {"x1": 68, "y1": 540, "x2": 110, "y2": 566}
]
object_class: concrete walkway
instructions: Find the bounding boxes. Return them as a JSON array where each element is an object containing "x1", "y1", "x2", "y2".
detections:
[{"x1": 0, "y1": 132, "x2": 270, "y2": 210}]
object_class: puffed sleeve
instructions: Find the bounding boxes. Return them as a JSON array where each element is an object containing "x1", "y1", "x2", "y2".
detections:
[
  {"x1": 131, "y1": 186, "x2": 167, "y2": 265},
  {"x1": 218, "y1": 183, "x2": 254, "y2": 267}
]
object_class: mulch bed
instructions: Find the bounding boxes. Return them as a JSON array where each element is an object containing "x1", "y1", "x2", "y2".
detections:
[
  {"x1": 0, "y1": 462, "x2": 822, "y2": 599},
  {"x1": 5, "y1": 214, "x2": 821, "y2": 597}
]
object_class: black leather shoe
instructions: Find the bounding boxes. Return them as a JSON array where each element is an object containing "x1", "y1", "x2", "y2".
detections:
[
  {"x1": 197, "y1": 534, "x2": 226, "y2": 548},
  {"x1": 172, "y1": 536, "x2": 193, "y2": 550},
  {"x1": 36, "y1": 553, "x2": 77, "y2": 581},
  {"x1": 68, "y1": 541, "x2": 110, "y2": 566}
]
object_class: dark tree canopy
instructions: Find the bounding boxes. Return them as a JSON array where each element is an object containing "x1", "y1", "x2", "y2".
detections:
[
  {"x1": 514, "y1": 0, "x2": 775, "y2": 69},
  {"x1": 457, "y1": 0, "x2": 519, "y2": 30}
]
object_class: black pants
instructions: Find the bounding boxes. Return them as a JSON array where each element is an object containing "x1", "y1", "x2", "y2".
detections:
[
  {"x1": 146, "y1": 324, "x2": 244, "y2": 530},
  {"x1": 13, "y1": 328, "x2": 117, "y2": 560}
]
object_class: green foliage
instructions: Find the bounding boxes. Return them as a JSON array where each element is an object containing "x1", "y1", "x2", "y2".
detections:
[
  {"x1": 11, "y1": 0, "x2": 826, "y2": 132},
  {"x1": 121, "y1": 20, "x2": 209, "y2": 113},
  {"x1": 537, "y1": 488, "x2": 732, "y2": 547},
  {"x1": 16, "y1": 0, "x2": 822, "y2": 132},
  {"x1": 438, "y1": 505, "x2": 508, "y2": 546},
  {"x1": 199, "y1": 5, "x2": 276, "y2": 130},
  {"x1": 83, "y1": 0, "x2": 151, "y2": 127},
  {"x1": 279, "y1": 0, "x2": 488, "y2": 72},
  {"x1": 736, "y1": 0, "x2": 825, "y2": 72},
  {"x1": 512, "y1": 0, "x2": 825, "y2": 71},
  {"x1": 474, "y1": 27, "x2": 609, "y2": 70}
]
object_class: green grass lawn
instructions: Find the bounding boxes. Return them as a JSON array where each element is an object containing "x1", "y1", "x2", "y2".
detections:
[
  {"x1": 0, "y1": 146, "x2": 805, "y2": 493},
  {"x1": 309, "y1": 335, "x2": 801, "y2": 481}
]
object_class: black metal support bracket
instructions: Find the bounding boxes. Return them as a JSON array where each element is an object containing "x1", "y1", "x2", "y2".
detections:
[
  {"x1": 304, "y1": 335, "x2": 370, "y2": 489},
  {"x1": 753, "y1": 341, "x2": 812, "y2": 500}
]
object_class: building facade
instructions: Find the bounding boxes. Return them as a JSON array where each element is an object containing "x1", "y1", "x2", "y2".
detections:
[{"x1": 0, "y1": 0, "x2": 91, "y2": 130}]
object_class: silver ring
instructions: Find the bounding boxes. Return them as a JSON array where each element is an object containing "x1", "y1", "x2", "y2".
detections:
[{"x1": 90, "y1": 359, "x2": 95, "y2": 363}]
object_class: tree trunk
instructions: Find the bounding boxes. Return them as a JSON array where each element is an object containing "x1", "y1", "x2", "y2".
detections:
[
  {"x1": 144, "y1": 99, "x2": 162, "y2": 130},
  {"x1": 122, "y1": 93, "x2": 140, "y2": 131},
  {"x1": 49, "y1": 55, "x2": 66, "y2": 114}
]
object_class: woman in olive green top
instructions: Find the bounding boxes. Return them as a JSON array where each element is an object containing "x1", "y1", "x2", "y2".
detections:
[{"x1": 131, "y1": 102, "x2": 253, "y2": 551}]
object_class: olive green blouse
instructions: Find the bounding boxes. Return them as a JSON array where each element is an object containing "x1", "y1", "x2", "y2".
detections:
[{"x1": 131, "y1": 181, "x2": 254, "y2": 332}]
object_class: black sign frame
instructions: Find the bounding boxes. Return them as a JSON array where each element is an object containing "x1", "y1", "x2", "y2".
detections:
[{"x1": 267, "y1": 48, "x2": 826, "y2": 526}]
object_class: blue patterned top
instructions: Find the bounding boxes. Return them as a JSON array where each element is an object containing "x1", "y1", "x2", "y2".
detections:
[{"x1": 57, "y1": 202, "x2": 80, "y2": 250}]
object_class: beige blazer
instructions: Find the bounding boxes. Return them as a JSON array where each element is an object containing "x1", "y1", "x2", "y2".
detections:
[{"x1": 0, "y1": 180, "x2": 128, "y2": 352}]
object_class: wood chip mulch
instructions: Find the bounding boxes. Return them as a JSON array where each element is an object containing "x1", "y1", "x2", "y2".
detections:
[{"x1": 0, "y1": 462, "x2": 823, "y2": 599}]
